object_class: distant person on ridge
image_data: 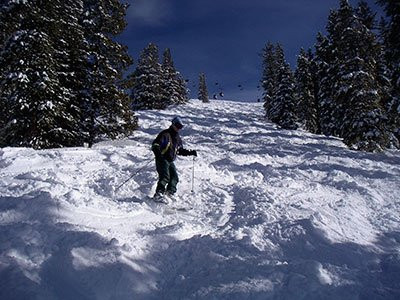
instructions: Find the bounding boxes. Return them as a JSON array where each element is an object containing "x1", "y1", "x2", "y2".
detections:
[{"x1": 151, "y1": 116, "x2": 197, "y2": 202}]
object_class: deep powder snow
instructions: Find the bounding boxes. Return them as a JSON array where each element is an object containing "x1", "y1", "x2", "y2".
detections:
[{"x1": 1, "y1": 100, "x2": 400, "y2": 299}]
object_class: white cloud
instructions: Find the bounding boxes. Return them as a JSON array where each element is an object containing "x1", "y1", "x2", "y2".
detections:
[{"x1": 127, "y1": 0, "x2": 172, "y2": 26}]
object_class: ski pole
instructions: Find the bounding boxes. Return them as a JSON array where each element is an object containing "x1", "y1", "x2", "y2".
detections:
[
  {"x1": 191, "y1": 156, "x2": 195, "y2": 193},
  {"x1": 114, "y1": 158, "x2": 153, "y2": 192}
]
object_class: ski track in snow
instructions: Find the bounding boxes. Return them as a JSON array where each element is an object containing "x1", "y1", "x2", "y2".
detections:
[{"x1": 1, "y1": 100, "x2": 400, "y2": 299}]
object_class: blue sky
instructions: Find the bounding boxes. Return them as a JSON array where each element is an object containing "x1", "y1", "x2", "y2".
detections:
[{"x1": 120, "y1": 0, "x2": 382, "y2": 101}]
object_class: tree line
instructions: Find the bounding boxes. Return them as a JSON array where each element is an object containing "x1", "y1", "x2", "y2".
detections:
[
  {"x1": 0, "y1": 1, "x2": 189, "y2": 149},
  {"x1": 130, "y1": 43, "x2": 189, "y2": 110},
  {"x1": 0, "y1": 0, "x2": 138, "y2": 149},
  {"x1": 261, "y1": 0, "x2": 399, "y2": 152},
  {"x1": 1, "y1": 0, "x2": 398, "y2": 153}
]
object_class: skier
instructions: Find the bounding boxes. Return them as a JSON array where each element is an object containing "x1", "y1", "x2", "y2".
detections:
[{"x1": 151, "y1": 116, "x2": 197, "y2": 202}]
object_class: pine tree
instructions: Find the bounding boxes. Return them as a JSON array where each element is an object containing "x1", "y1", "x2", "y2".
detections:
[
  {"x1": 331, "y1": 0, "x2": 389, "y2": 151},
  {"x1": 314, "y1": 20, "x2": 340, "y2": 137},
  {"x1": 377, "y1": 0, "x2": 400, "y2": 144},
  {"x1": 130, "y1": 43, "x2": 168, "y2": 110},
  {"x1": 316, "y1": 36, "x2": 337, "y2": 138},
  {"x1": 261, "y1": 42, "x2": 277, "y2": 118},
  {"x1": 162, "y1": 48, "x2": 188, "y2": 105},
  {"x1": 321, "y1": 8, "x2": 345, "y2": 137},
  {"x1": 55, "y1": 0, "x2": 90, "y2": 146},
  {"x1": 198, "y1": 73, "x2": 209, "y2": 103},
  {"x1": 269, "y1": 44, "x2": 298, "y2": 129},
  {"x1": 80, "y1": 0, "x2": 137, "y2": 145},
  {"x1": 295, "y1": 48, "x2": 318, "y2": 133},
  {"x1": 0, "y1": 0, "x2": 83, "y2": 148},
  {"x1": 0, "y1": 0, "x2": 137, "y2": 149}
]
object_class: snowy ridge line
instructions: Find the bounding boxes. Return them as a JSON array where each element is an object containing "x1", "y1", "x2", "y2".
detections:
[{"x1": 1, "y1": 99, "x2": 400, "y2": 299}]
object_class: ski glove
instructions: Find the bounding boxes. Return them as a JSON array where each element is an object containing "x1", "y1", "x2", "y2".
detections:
[{"x1": 178, "y1": 148, "x2": 197, "y2": 157}]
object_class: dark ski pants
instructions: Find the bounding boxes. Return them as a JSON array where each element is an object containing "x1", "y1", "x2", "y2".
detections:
[{"x1": 155, "y1": 157, "x2": 179, "y2": 195}]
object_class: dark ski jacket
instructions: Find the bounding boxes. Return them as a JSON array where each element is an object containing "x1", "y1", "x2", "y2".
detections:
[{"x1": 152, "y1": 126, "x2": 191, "y2": 162}]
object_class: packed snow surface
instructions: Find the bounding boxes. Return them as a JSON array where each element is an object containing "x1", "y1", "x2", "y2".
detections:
[{"x1": 1, "y1": 100, "x2": 400, "y2": 299}]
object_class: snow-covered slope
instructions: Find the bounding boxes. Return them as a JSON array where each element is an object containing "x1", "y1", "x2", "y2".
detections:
[{"x1": 1, "y1": 100, "x2": 399, "y2": 299}]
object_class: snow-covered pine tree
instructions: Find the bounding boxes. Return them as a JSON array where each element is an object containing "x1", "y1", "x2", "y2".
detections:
[
  {"x1": 198, "y1": 73, "x2": 209, "y2": 103},
  {"x1": 269, "y1": 44, "x2": 298, "y2": 130},
  {"x1": 80, "y1": 0, "x2": 137, "y2": 145},
  {"x1": 162, "y1": 48, "x2": 188, "y2": 105},
  {"x1": 130, "y1": 43, "x2": 168, "y2": 110},
  {"x1": 261, "y1": 42, "x2": 277, "y2": 119},
  {"x1": 0, "y1": 0, "x2": 137, "y2": 149},
  {"x1": 54, "y1": 0, "x2": 89, "y2": 146},
  {"x1": 319, "y1": 9, "x2": 343, "y2": 137},
  {"x1": 294, "y1": 48, "x2": 318, "y2": 133},
  {"x1": 377, "y1": 0, "x2": 400, "y2": 144},
  {"x1": 0, "y1": 0, "x2": 83, "y2": 148},
  {"x1": 332, "y1": 0, "x2": 389, "y2": 151}
]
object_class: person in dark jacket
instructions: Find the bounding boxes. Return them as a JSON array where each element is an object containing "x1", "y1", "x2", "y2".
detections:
[{"x1": 151, "y1": 116, "x2": 197, "y2": 201}]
